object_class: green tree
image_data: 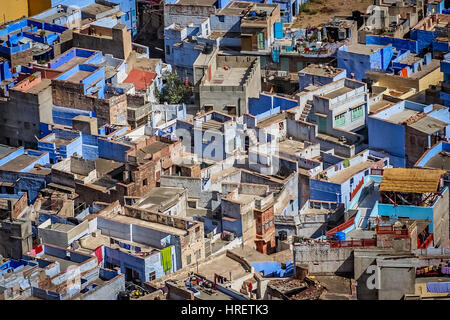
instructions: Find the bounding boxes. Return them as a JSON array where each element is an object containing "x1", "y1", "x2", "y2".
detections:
[{"x1": 156, "y1": 72, "x2": 192, "y2": 104}]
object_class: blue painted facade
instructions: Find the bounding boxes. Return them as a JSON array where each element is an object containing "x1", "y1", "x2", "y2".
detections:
[
  {"x1": 51, "y1": 0, "x2": 137, "y2": 37},
  {"x1": 428, "y1": 0, "x2": 445, "y2": 15},
  {"x1": 410, "y1": 28, "x2": 440, "y2": 54},
  {"x1": 369, "y1": 100, "x2": 450, "y2": 167},
  {"x1": 337, "y1": 44, "x2": 393, "y2": 81},
  {"x1": 416, "y1": 141, "x2": 450, "y2": 167},
  {"x1": 52, "y1": 105, "x2": 96, "y2": 127},
  {"x1": 165, "y1": 24, "x2": 216, "y2": 83},
  {"x1": 272, "y1": 0, "x2": 304, "y2": 23},
  {"x1": 248, "y1": 93, "x2": 298, "y2": 119},
  {"x1": 374, "y1": 187, "x2": 448, "y2": 233},
  {"x1": 299, "y1": 67, "x2": 346, "y2": 92},
  {"x1": 56, "y1": 64, "x2": 106, "y2": 98},
  {"x1": 49, "y1": 48, "x2": 102, "y2": 70},
  {"x1": 441, "y1": 53, "x2": 450, "y2": 107},
  {"x1": 0, "y1": 147, "x2": 50, "y2": 203},
  {"x1": 0, "y1": 60, "x2": 13, "y2": 82},
  {"x1": 0, "y1": 147, "x2": 50, "y2": 172},
  {"x1": 310, "y1": 152, "x2": 387, "y2": 210},
  {"x1": 32, "y1": 5, "x2": 82, "y2": 27},
  {"x1": 0, "y1": 19, "x2": 67, "y2": 58},
  {"x1": 366, "y1": 35, "x2": 419, "y2": 53},
  {"x1": 38, "y1": 124, "x2": 131, "y2": 163}
]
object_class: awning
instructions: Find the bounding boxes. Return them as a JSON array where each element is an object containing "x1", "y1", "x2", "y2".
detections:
[{"x1": 380, "y1": 168, "x2": 446, "y2": 193}]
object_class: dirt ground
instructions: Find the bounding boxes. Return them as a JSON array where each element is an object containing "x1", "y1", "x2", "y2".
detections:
[{"x1": 291, "y1": 0, "x2": 373, "y2": 28}]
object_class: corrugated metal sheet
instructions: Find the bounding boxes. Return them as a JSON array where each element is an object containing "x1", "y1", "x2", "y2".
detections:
[{"x1": 380, "y1": 168, "x2": 446, "y2": 193}]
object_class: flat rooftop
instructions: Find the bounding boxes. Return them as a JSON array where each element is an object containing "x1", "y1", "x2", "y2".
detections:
[
  {"x1": 384, "y1": 109, "x2": 419, "y2": 124},
  {"x1": 205, "y1": 67, "x2": 247, "y2": 86},
  {"x1": 106, "y1": 214, "x2": 187, "y2": 236},
  {"x1": 230, "y1": 193, "x2": 264, "y2": 205},
  {"x1": 136, "y1": 141, "x2": 171, "y2": 163},
  {"x1": 400, "y1": 55, "x2": 422, "y2": 65},
  {"x1": 95, "y1": 158, "x2": 123, "y2": 175},
  {"x1": 38, "y1": 10, "x2": 75, "y2": 24},
  {"x1": 91, "y1": 176, "x2": 117, "y2": 190},
  {"x1": 257, "y1": 112, "x2": 286, "y2": 128},
  {"x1": 13, "y1": 78, "x2": 51, "y2": 94},
  {"x1": 82, "y1": 3, "x2": 116, "y2": 16},
  {"x1": 54, "y1": 56, "x2": 88, "y2": 72},
  {"x1": 197, "y1": 119, "x2": 223, "y2": 131},
  {"x1": 0, "y1": 154, "x2": 40, "y2": 172},
  {"x1": 136, "y1": 187, "x2": 185, "y2": 211},
  {"x1": 48, "y1": 138, "x2": 72, "y2": 147},
  {"x1": 40, "y1": 254, "x2": 82, "y2": 272},
  {"x1": 323, "y1": 86, "x2": 353, "y2": 99},
  {"x1": 0, "y1": 145, "x2": 15, "y2": 159},
  {"x1": 67, "y1": 70, "x2": 92, "y2": 82},
  {"x1": 408, "y1": 116, "x2": 447, "y2": 135},
  {"x1": 278, "y1": 139, "x2": 307, "y2": 155},
  {"x1": 197, "y1": 253, "x2": 248, "y2": 280},
  {"x1": 41, "y1": 222, "x2": 74, "y2": 232},
  {"x1": 175, "y1": 0, "x2": 217, "y2": 5},
  {"x1": 424, "y1": 151, "x2": 450, "y2": 171},
  {"x1": 242, "y1": 3, "x2": 277, "y2": 22},
  {"x1": 218, "y1": 1, "x2": 253, "y2": 16},
  {"x1": 300, "y1": 64, "x2": 345, "y2": 77},
  {"x1": 370, "y1": 99, "x2": 395, "y2": 114},
  {"x1": 343, "y1": 44, "x2": 387, "y2": 55},
  {"x1": 325, "y1": 161, "x2": 373, "y2": 184},
  {"x1": 408, "y1": 59, "x2": 441, "y2": 80}
]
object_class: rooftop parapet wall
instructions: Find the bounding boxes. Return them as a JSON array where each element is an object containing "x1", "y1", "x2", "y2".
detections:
[{"x1": 123, "y1": 205, "x2": 198, "y2": 231}]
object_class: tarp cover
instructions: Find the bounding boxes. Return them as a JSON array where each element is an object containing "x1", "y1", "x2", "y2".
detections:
[
  {"x1": 380, "y1": 168, "x2": 446, "y2": 193},
  {"x1": 251, "y1": 261, "x2": 294, "y2": 278},
  {"x1": 426, "y1": 281, "x2": 450, "y2": 293}
]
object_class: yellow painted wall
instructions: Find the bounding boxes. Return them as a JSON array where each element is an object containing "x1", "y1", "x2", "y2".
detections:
[
  {"x1": 0, "y1": 0, "x2": 28, "y2": 24},
  {"x1": 28, "y1": 0, "x2": 52, "y2": 17}
]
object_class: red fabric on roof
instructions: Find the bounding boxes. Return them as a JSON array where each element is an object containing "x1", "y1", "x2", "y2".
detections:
[
  {"x1": 124, "y1": 69, "x2": 157, "y2": 91},
  {"x1": 94, "y1": 246, "x2": 103, "y2": 265}
]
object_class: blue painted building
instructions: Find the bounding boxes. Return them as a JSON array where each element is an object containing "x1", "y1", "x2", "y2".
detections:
[
  {"x1": 337, "y1": 44, "x2": 393, "y2": 81},
  {"x1": 298, "y1": 64, "x2": 346, "y2": 92},
  {"x1": 248, "y1": 92, "x2": 298, "y2": 120},
  {"x1": 164, "y1": 22, "x2": 216, "y2": 83},
  {"x1": 0, "y1": 59, "x2": 17, "y2": 96},
  {"x1": 415, "y1": 141, "x2": 450, "y2": 168},
  {"x1": 309, "y1": 150, "x2": 389, "y2": 210},
  {"x1": 50, "y1": 0, "x2": 137, "y2": 37},
  {"x1": 410, "y1": 15, "x2": 445, "y2": 54},
  {"x1": 55, "y1": 64, "x2": 106, "y2": 98},
  {"x1": 368, "y1": 100, "x2": 450, "y2": 167},
  {"x1": 0, "y1": 19, "x2": 67, "y2": 62},
  {"x1": 0, "y1": 145, "x2": 51, "y2": 203},
  {"x1": 374, "y1": 168, "x2": 449, "y2": 248},
  {"x1": 366, "y1": 35, "x2": 420, "y2": 54},
  {"x1": 32, "y1": 4, "x2": 82, "y2": 28},
  {"x1": 428, "y1": 0, "x2": 445, "y2": 15},
  {"x1": 272, "y1": 0, "x2": 305, "y2": 23},
  {"x1": 38, "y1": 121, "x2": 130, "y2": 163},
  {"x1": 440, "y1": 53, "x2": 450, "y2": 107}
]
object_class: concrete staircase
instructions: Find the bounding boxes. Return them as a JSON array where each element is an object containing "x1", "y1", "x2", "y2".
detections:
[{"x1": 299, "y1": 101, "x2": 312, "y2": 122}]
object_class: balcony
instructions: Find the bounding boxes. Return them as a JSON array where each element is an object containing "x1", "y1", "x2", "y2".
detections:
[{"x1": 329, "y1": 239, "x2": 376, "y2": 248}]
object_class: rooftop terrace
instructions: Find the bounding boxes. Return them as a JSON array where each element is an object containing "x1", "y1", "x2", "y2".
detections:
[
  {"x1": 343, "y1": 44, "x2": 387, "y2": 55},
  {"x1": 300, "y1": 64, "x2": 345, "y2": 78}
]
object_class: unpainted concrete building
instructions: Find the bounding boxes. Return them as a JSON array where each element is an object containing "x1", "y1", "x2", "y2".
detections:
[{"x1": 198, "y1": 55, "x2": 261, "y2": 116}]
